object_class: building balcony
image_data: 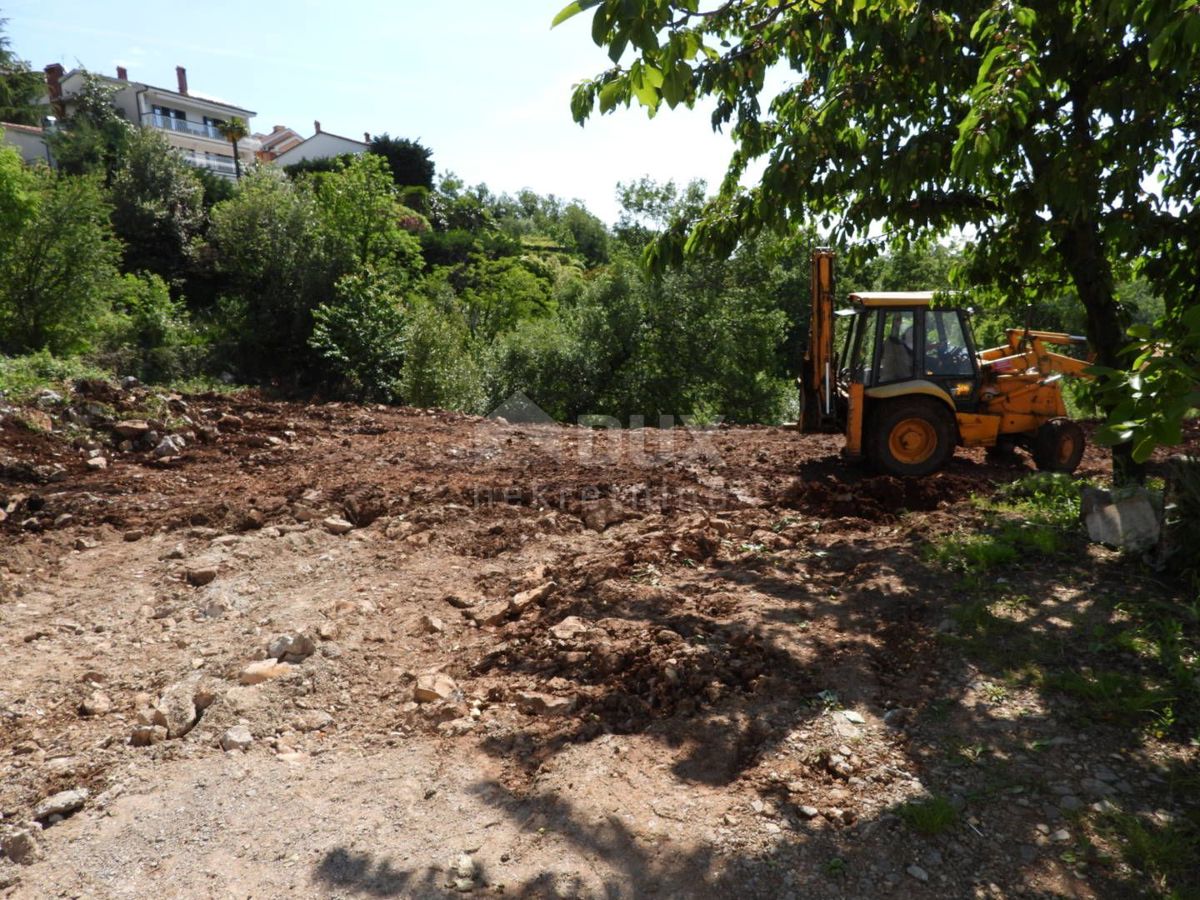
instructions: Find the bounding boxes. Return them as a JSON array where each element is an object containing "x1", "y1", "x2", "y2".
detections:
[
  {"x1": 181, "y1": 153, "x2": 239, "y2": 179},
  {"x1": 146, "y1": 112, "x2": 226, "y2": 141}
]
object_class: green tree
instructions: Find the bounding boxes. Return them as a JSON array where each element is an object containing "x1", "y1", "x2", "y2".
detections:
[
  {"x1": 216, "y1": 116, "x2": 249, "y2": 179},
  {"x1": 309, "y1": 152, "x2": 421, "y2": 270},
  {"x1": 0, "y1": 20, "x2": 41, "y2": 126},
  {"x1": 45, "y1": 71, "x2": 132, "y2": 182},
  {"x1": 368, "y1": 133, "x2": 435, "y2": 190},
  {"x1": 0, "y1": 168, "x2": 123, "y2": 354},
  {"x1": 399, "y1": 298, "x2": 485, "y2": 412},
  {"x1": 309, "y1": 268, "x2": 408, "y2": 401},
  {"x1": 558, "y1": 0, "x2": 1200, "y2": 476},
  {"x1": 0, "y1": 138, "x2": 37, "y2": 237},
  {"x1": 208, "y1": 167, "x2": 336, "y2": 375},
  {"x1": 110, "y1": 127, "x2": 205, "y2": 286}
]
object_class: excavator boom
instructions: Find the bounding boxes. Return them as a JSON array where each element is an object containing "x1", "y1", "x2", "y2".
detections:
[{"x1": 800, "y1": 248, "x2": 838, "y2": 432}]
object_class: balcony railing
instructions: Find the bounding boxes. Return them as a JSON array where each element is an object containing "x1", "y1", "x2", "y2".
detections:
[
  {"x1": 181, "y1": 154, "x2": 239, "y2": 178},
  {"x1": 146, "y1": 113, "x2": 225, "y2": 140}
]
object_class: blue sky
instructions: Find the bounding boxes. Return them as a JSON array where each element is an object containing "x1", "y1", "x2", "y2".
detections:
[{"x1": 3, "y1": 0, "x2": 741, "y2": 223}]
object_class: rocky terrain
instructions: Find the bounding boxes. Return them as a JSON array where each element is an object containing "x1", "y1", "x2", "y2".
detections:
[{"x1": 0, "y1": 382, "x2": 1196, "y2": 898}]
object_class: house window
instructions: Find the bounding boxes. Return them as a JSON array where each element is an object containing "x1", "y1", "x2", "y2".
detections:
[
  {"x1": 203, "y1": 116, "x2": 225, "y2": 128},
  {"x1": 153, "y1": 105, "x2": 186, "y2": 120}
]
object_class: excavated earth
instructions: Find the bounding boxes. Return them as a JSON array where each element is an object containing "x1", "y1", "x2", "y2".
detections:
[{"x1": 0, "y1": 385, "x2": 1196, "y2": 899}]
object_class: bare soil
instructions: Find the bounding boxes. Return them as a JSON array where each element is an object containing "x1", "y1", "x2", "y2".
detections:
[{"x1": 1, "y1": 388, "x2": 1196, "y2": 898}]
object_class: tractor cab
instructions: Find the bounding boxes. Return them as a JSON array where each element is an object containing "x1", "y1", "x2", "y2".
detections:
[{"x1": 839, "y1": 293, "x2": 981, "y2": 410}]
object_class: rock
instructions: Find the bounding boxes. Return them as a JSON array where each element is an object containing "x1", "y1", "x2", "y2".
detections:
[
  {"x1": 152, "y1": 681, "x2": 199, "y2": 738},
  {"x1": 549, "y1": 616, "x2": 590, "y2": 641},
  {"x1": 113, "y1": 419, "x2": 151, "y2": 439},
  {"x1": 414, "y1": 673, "x2": 458, "y2": 703},
  {"x1": 445, "y1": 593, "x2": 478, "y2": 609},
  {"x1": 581, "y1": 498, "x2": 629, "y2": 531},
  {"x1": 33, "y1": 788, "x2": 88, "y2": 822},
  {"x1": 418, "y1": 614, "x2": 445, "y2": 635},
  {"x1": 323, "y1": 516, "x2": 354, "y2": 535},
  {"x1": 153, "y1": 434, "x2": 186, "y2": 458},
  {"x1": 516, "y1": 691, "x2": 575, "y2": 716},
  {"x1": 292, "y1": 709, "x2": 333, "y2": 732},
  {"x1": 86, "y1": 456, "x2": 108, "y2": 470},
  {"x1": 1051, "y1": 828, "x2": 1071, "y2": 843},
  {"x1": 475, "y1": 599, "x2": 512, "y2": 626},
  {"x1": 186, "y1": 562, "x2": 219, "y2": 586},
  {"x1": 266, "y1": 632, "x2": 316, "y2": 663},
  {"x1": 34, "y1": 388, "x2": 63, "y2": 408},
  {"x1": 1059, "y1": 795, "x2": 1083, "y2": 813},
  {"x1": 216, "y1": 413, "x2": 243, "y2": 432},
  {"x1": 883, "y1": 707, "x2": 912, "y2": 728},
  {"x1": 123, "y1": 529, "x2": 144, "y2": 542},
  {"x1": 511, "y1": 581, "x2": 555, "y2": 612},
  {"x1": 239, "y1": 508, "x2": 265, "y2": 531},
  {"x1": 219, "y1": 725, "x2": 253, "y2": 752},
  {"x1": 239, "y1": 660, "x2": 293, "y2": 685},
  {"x1": 1, "y1": 825, "x2": 42, "y2": 864},
  {"x1": 22, "y1": 409, "x2": 54, "y2": 432},
  {"x1": 842, "y1": 709, "x2": 866, "y2": 724},
  {"x1": 906, "y1": 864, "x2": 929, "y2": 883},
  {"x1": 454, "y1": 852, "x2": 477, "y2": 881},
  {"x1": 1081, "y1": 486, "x2": 1161, "y2": 552},
  {"x1": 798, "y1": 805, "x2": 820, "y2": 819},
  {"x1": 78, "y1": 690, "x2": 112, "y2": 717}
]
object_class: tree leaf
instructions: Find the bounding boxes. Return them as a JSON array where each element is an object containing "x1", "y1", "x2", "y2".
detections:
[{"x1": 551, "y1": 0, "x2": 601, "y2": 28}]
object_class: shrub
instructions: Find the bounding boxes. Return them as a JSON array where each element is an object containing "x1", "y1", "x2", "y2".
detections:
[
  {"x1": 93, "y1": 273, "x2": 207, "y2": 382},
  {"x1": 0, "y1": 350, "x2": 110, "y2": 404},
  {"x1": 399, "y1": 301, "x2": 484, "y2": 413},
  {"x1": 309, "y1": 269, "x2": 407, "y2": 402},
  {"x1": 0, "y1": 169, "x2": 123, "y2": 355}
]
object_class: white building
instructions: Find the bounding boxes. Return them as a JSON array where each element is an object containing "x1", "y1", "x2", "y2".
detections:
[
  {"x1": 0, "y1": 121, "x2": 53, "y2": 165},
  {"x1": 44, "y1": 64, "x2": 260, "y2": 179},
  {"x1": 271, "y1": 121, "x2": 369, "y2": 168}
]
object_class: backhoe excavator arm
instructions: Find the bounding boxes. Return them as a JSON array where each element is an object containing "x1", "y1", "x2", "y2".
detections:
[
  {"x1": 800, "y1": 248, "x2": 838, "y2": 432},
  {"x1": 979, "y1": 329, "x2": 1094, "y2": 379}
]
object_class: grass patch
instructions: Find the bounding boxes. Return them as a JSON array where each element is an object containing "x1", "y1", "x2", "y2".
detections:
[
  {"x1": 926, "y1": 472, "x2": 1087, "y2": 575},
  {"x1": 1100, "y1": 811, "x2": 1200, "y2": 900},
  {"x1": 1041, "y1": 669, "x2": 1175, "y2": 728},
  {"x1": 0, "y1": 351, "x2": 111, "y2": 404},
  {"x1": 897, "y1": 794, "x2": 958, "y2": 836}
]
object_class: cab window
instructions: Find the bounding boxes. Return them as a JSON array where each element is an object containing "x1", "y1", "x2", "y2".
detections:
[
  {"x1": 924, "y1": 310, "x2": 974, "y2": 376},
  {"x1": 876, "y1": 310, "x2": 915, "y2": 383},
  {"x1": 849, "y1": 311, "x2": 877, "y2": 384}
]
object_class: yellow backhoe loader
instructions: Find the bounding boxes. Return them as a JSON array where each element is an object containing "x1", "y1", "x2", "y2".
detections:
[{"x1": 799, "y1": 249, "x2": 1093, "y2": 476}]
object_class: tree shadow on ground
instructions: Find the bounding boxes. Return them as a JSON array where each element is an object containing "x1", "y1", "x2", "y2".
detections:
[{"x1": 461, "y1": 496, "x2": 1199, "y2": 897}]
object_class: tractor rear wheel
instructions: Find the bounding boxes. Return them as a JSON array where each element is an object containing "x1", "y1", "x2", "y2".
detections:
[
  {"x1": 867, "y1": 397, "x2": 955, "y2": 476},
  {"x1": 1032, "y1": 418, "x2": 1085, "y2": 473}
]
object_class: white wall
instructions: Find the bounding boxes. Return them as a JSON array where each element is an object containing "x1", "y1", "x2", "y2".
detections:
[
  {"x1": 1, "y1": 127, "x2": 51, "y2": 165},
  {"x1": 273, "y1": 132, "x2": 367, "y2": 167}
]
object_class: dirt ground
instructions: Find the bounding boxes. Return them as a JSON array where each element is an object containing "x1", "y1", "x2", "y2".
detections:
[{"x1": 1, "y1": 385, "x2": 1196, "y2": 898}]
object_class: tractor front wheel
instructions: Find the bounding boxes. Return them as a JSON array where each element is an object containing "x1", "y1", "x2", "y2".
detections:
[
  {"x1": 867, "y1": 397, "x2": 955, "y2": 477},
  {"x1": 1032, "y1": 418, "x2": 1085, "y2": 474}
]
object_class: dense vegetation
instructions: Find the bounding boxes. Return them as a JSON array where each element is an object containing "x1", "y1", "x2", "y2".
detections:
[
  {"x1": 559, "y1": 0, "x2": 1199, "y2": 469},
  {"x1": 0, "y1": 18, "x2": 1182, "y2": 435}
]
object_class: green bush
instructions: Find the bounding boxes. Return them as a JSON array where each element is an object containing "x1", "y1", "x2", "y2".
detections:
[
  {"x1": 486, "y1": 317, "x2": 589, "y2": 420},
  {"x1": 309, "y1": 269, "x2": 407, "y2": 401},
  {"x1": 93, "y1": 273, "x2": 208, "y2": 382},
  {"x1": 0, "y1": 350, "x2": 111, "y2": 403},
  {"x1": 399, "y1": 301, "x2": 485, "y2": 413},
  {"x1": 0, "y1": 168, "x2": 123, "y2": 355}
]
